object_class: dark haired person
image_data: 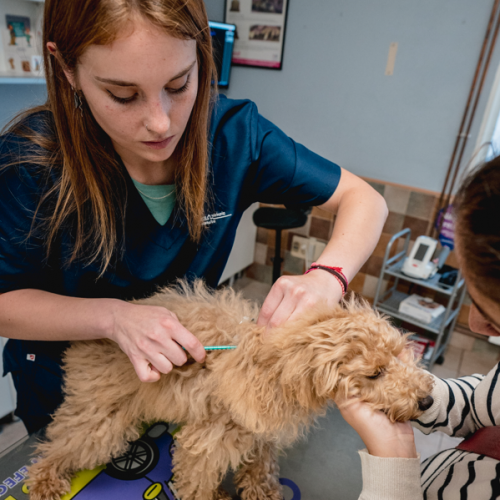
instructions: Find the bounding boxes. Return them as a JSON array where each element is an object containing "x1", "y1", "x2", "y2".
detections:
[
  {"x1": 341, "y1": 158, "x2": 500, "y2": 499},
  {"x1": 0, "y1": 0, "x2": 387, "y2": 435}
]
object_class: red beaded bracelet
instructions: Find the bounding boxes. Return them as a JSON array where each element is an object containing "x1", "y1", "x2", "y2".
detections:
[{"x1": 305, "y1": 263, "x2": 348, "y2": 296}]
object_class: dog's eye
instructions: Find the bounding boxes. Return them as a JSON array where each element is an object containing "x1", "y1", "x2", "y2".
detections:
[{"x1": 368, "y1": 371, "x2": 382, "y2": 380}]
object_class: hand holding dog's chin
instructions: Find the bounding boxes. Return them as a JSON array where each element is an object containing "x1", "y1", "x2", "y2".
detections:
[
  {"x1": 107, "y1": 300, "x2": 206, "y2": 382},
  {"x1": 339, "y1": 400, "x2": 418, "y2": 459},
  {"x1": 257, "y1": 272, "x2": 343, "y2": 330}
]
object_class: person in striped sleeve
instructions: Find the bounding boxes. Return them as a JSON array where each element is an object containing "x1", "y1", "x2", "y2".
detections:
[{"x1": 341, "y1": 157, "x2": 500, "y2": 500}]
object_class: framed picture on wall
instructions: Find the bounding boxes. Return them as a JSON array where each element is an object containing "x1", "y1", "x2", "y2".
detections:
[
  {"x1": 224, "y1": 0, "x2": 289, "y2": 70},
  {"x1": 3, "y1": 14, "x2": 40, "y2": 74}
]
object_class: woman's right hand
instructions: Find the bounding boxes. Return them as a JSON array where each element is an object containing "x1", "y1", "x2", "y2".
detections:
[
  {"x1": 339, "y1": 399, "x2": 418, "y2": 459},
  {"x1": 107, "y1": 300, "x2": 206, "y2": 382}
]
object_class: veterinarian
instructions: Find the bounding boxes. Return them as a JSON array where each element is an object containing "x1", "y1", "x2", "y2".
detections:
[
  {"x1": 341, "y1": 156, "x2": 500, "y2": 500},
  {"x1": 0, "y1": 0, "x2": 388, "y2": 435}
]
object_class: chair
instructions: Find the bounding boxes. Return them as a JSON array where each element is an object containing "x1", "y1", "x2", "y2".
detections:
[{"x1": 253, "y1": 207, "x2": 310, "y2": 284}]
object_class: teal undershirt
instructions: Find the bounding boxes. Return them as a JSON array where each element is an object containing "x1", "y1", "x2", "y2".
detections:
[{"x1": 132, "y1": 178, "x2": 176, "y2": 226}]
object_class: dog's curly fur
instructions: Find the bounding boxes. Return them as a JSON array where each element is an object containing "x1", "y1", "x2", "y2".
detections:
[{"x1": 28, "y1": 281, "x2": 434, "y2": 500}]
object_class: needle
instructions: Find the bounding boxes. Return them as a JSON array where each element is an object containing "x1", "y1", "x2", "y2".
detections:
[
  {"x1": 181, "y1": 345, "x2": 237, "y2": 351},
  {"x1": 203, "y1": 346, "x2": 237, "y2": 351}
]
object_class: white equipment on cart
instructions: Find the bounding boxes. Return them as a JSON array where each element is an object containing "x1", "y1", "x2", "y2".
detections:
[{"x1": 402, "y1": 235, "x2": 450, "y2": 280}]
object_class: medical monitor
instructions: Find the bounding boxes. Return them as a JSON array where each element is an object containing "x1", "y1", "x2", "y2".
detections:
[{"x1": 209, "y1": 21, "x2": 236, "y2": 88}]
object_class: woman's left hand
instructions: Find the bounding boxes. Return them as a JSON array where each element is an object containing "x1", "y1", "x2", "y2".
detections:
[{"x1": 257, "y1": 270, "x2": 343, "y2": 329}]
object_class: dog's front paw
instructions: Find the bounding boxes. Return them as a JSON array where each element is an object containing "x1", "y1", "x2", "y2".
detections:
[
  {"x1": 239, "y1": 482, "x2": 283, "y2": 500},
  {"x1": 27, "y1": 463, "x2": 71, "y2": 500},
  {"x1": 28, "y1": 481, "x2": 71, "y2": 500},
  {"x1": 240, "y1": 490, "x2": 283, "y2": 500},
  {"x1": 214, "y1": 487, "x2": 232, "y2": 500}
]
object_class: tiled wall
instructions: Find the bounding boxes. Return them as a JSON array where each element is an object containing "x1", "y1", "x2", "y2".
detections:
[{"x1": 245, "y1": 178, "x2": 471, "y2": 329}]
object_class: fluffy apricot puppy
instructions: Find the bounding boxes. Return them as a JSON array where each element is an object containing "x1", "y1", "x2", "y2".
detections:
[{"x1": 28, "y1": 281, "x2": 434, "y2": 500}]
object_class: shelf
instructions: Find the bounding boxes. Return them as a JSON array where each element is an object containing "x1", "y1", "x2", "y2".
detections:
[
  {"x1": 373, "y1": 229, "x2": 467, "y2": 371},
  {"x1": 420, "y1": 342, "x2": 447, "y2": 370},
  {"x1": 0, "y1": 72, "x2": 45, "y2": 84},
  {"x1": 383, "y1": 259, "x2": 464, "y2": 295},
  {"x1": 377, "y1": 290, "x2": 460, "y2": 334}
]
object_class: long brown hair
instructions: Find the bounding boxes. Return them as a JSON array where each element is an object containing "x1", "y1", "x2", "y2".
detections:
[
  {"x1": 3, "y1": 0, "x2": 217, "y2": 272},
  {"x1": 455, "y1": 156, "x2": 500, "y2": 302}
]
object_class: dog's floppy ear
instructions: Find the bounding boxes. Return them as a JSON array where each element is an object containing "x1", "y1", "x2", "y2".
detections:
[
  {"x1": 307, "y1": 343, "x2": 354, "y2": 400},
  {"x1": 309, "y1": 346, "x2": 373, "y2": 403},
  {"x1": 276, "y1": 310, "x2": 369, "y2": 405},
  {"x1": 333, "y1": 372, "x2": 362, "y2": 405},
  {"x1": 311, "y1": 363, "x2": 344, "y2": 400},
  {"x1": 273, "y1": 337, "x2": 346, "y2": 411}
]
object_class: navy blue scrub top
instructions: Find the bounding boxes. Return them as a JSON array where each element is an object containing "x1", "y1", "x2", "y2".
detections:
[{"x1": 0, "y1": 95, "x2": 341, "y2": 433}]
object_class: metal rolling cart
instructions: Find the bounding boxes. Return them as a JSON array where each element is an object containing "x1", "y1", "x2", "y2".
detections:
[{"x1": 373, "y1": 228, "x2": 467, "y2": 370}]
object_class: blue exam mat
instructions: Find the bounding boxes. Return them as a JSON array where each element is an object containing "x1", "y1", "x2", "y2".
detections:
[{"x1": 0, "y1": 407, "x2": 364, "y2": 500}]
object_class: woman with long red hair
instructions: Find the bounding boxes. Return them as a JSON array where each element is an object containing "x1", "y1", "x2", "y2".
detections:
[{"x1": 0, "y1": 0, "x2": 387, "y2": 435}]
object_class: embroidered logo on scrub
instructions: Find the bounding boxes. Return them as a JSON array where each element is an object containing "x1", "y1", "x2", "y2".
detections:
[
  {"x1": 26, "y1": 355, "x2": 35, "y2": 362},
  {"x1": 202, "y1": 212, "x2": 232, "y2": 226}
]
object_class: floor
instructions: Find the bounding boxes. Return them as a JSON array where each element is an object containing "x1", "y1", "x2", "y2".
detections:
[
  {"x1": 0, "y1": 417, "x2": 28, "y2": 458},
  {"x1": 0, "y1": 276, "x2": 498, "y2": 467}
]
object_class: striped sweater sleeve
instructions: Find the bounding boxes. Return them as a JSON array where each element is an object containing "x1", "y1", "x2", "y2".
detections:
[
  {"x1": 357, "y1": 363, "x2": 500, "y2": 499},
  {"x1": 412, "y1": 365, "x2": 500, "y2": 437},
  {"x1": 358, "y1": 450, "x2": 423, "y2": 500}
]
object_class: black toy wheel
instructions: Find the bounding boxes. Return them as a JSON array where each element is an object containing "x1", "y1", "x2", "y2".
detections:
[
  {"x1": 435, "y1": 355, "x2": 445, "y2": 365},
  {"x1": 105, "y1": 438, "x2": 159, "y2": 480}
]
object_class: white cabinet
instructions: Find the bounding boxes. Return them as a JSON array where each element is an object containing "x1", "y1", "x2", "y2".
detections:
[
  {"x1": 219, "y1": 203, "x2": 258, "y2": 285},
  {"x1": 0, "y1": 339, "x2": 16, "y2": 419}
]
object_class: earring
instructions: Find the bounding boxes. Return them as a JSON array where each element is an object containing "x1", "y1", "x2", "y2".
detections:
[{"x1": 73, "y1": 88, "x2": 84, "y2": 117}]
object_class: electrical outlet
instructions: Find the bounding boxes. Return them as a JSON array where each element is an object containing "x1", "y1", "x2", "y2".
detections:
[
  {"x1": 291, "y1": 235, "x2": 309, "y2": 259},
  {"x1": 312, "y1": 240, "x2": 326, "y2": 260},
  {"x1": 291, "y1": 236, "x2": 327, "y2": 261}
]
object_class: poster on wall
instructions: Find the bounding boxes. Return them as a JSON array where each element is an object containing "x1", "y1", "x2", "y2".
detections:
[
  {"x1": 2, "y1": 14, "x2": 42, "y2": 75},
  {"x1": 224, "y1": 0, "x2": 289, "y2": 69}
]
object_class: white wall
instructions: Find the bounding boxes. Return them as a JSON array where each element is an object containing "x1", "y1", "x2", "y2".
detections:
[
  {"x1": 207, "y1": 0, "x2": 500, "y2": 192},
  {"x1": 0, "y1": 83, "x2": 47, "y2": 131}
]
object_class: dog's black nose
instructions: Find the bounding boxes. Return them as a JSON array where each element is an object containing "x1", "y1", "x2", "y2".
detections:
[{"x1": 418, "y1": 396, "x2": 434, "y2": 411}]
